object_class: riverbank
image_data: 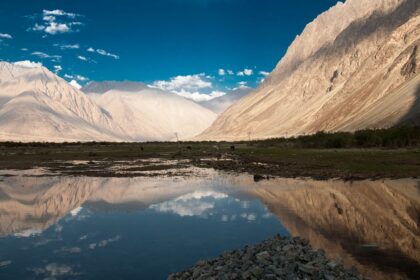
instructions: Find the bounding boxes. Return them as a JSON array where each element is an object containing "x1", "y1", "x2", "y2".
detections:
[
  {"x1": 168, "y1": 235, "x2": 365, "y2": 280},
  {"x1": 0, "y1": 142, "x2": 419, "y2": 179}
]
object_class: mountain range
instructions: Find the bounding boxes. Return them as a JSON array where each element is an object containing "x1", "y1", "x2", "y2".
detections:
[
  {"x1": 0, "y1": 0, "x2": 419, "y2": 142},
  {"x1": 0, "y1": 63, "x2": 217, "y2": 142}
]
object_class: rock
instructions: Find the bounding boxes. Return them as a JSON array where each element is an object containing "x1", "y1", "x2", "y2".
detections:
[
  {"x1": 253, "y1": 174, "x2": 266, "y2": 182},
  {"x1": 250, "y1": 266, "x2": 263, "y2": 277},
  {"x1": 256, "y1": 251, "x2": 270, "y2": 260},
  {"x1": 167, "y1": 236, "x2": 366, "y2": 280},
  {"x1": 298, "y1": 263, "x2": 316, "y2": 275},
  {"x1": 282, "y1": 244, "x2": 294, "y2": 251},
  {"x1": 327, "y1": 261, "x2": 338, "y2": 269}
]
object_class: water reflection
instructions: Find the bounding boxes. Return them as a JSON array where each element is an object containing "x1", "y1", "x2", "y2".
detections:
[
  {"x1": 0, "y1": 173, "x2": 419, "y2": 280},
  {"x1": 0, "y1": 172, "x2": 286, "y2": 280},
  {"x1": 241, "y1": 177, "x2": 420, "y2": 280}
]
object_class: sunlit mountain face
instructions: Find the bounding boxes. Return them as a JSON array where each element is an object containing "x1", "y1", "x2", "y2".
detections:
[{"x1": 0, "y1": 172, "x2": 418, "y2": 280}]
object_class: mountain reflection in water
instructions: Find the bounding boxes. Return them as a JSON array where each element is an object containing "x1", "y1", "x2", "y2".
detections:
[
  {"x1": 0, "y1": 172, "x2": 419, "y2": 280},
  {"x1": 244, "y1": 177, "x2": 420, "y2": 280}
]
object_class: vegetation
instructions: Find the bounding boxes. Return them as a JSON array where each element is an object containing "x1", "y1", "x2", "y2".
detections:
[
  {"x1": 242, "y1": 126, "x2": 420, "y2": 149},
  {"x1": 0, "y1": 126, "x2": 419, "y2": 179}
]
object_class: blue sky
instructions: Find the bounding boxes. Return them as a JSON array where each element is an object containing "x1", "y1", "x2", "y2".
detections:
[{"x1": 0, "y1": 0, "x2": 338, "y2": 100}]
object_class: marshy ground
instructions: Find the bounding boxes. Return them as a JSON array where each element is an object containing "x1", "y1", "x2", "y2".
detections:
[{"x1": 0, "y1": 141, "x2": 419, "y2": 179}]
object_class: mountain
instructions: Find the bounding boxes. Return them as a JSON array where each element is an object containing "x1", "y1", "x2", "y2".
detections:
[
  {"x1": 0, "y1": 64, "x2": 216, "y2": 142},
  {"x1": 83, "y1": 81, "x2": 148, "y2": 94},
  {"x1": 84, "y1": 82, "x2": 217, "y2": 141},
  {"x1": 197, "y1": 0, "x2": 420, "y2": 141},
  {"x1": 198, "y1": 87, "x2": 253, "y2": 114},
  {"x1": 0, "y1": 62, "x2": 127, "y2": 142}
]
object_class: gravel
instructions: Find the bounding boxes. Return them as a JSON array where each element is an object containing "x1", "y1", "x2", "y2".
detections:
[{"x1": 168, "y1": 235, "x2": 365, "y2": 280}]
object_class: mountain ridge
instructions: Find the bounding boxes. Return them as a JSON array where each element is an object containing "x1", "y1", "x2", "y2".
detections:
[{"x1": 197, "y1": 0, "x2": 420, "y2": 141}]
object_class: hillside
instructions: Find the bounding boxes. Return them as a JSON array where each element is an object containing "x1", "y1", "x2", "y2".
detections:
[{"x1": 197, "y1": 0, "x2": 420, "y2": 141}]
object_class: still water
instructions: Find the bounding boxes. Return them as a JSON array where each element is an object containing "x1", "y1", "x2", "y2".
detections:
[{"x1": 0, "y1": 169, "x2": 419, "y2": 280}]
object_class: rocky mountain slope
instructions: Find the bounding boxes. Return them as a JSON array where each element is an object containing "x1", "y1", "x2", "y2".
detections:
[
  {"x1": 85, "y1": 82, "x2": 217, "y2": 141},
  {"x1": 197, "y1": 0, "x2": 420, "y2": 141},
  {"x1": 0, "y1": 62, "x2": 127, "y2": 142},
  {"x1": 0, "y1": 64, "x2": 216, "y2": 142}
]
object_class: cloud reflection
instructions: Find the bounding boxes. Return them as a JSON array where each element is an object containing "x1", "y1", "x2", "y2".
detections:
[{"x1": 150, "y1": 190, "x2": 228, "y2": 217}]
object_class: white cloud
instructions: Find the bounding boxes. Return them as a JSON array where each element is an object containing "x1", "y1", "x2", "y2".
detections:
[
  {"x1": 234, "y1": 81, "x2": 250, "y2": 90},
  {"x1": 218, "y1": 69, "x2": 225, "y2": 76},
  {"x1": 0, "y1": 260, "x2": 12, "y2": 268},
  {"x1": 54, "y1": 43, "x2": 80, "y2": 50},
  {"x1": 77, "y1": 55, "x2": 87, "y2": 61},
  {"x1": 89, "y1": 235, "x2": 121, "y2": 250},
  {"x1": 21, "y1": 48, "x2": 28, "y2": 51},
  {"x1": 31, "y1": 51, "x2": 61, "y2": 62},
  {"x1": 227, "y1": 70, "x2": 234, "y2": 75},
  {"x1": 150, "y1": 74, "x2": 224, "y2": 102},
  {"x1": 259, "y1": 71, "x2": 270, "y2": 76},
  {"x1": 31, "y1": 263, "x2": 76, "y2": 279},
  {"x1": 237, "y1": 68, "x2": 253, "y2": 76},
  {"x1": 0, "y1": 33, "x2": 12, "y2": 39},
  {"x1": 87, "y1": 48, "x2": 119, "y2": 59},
  {"x1": 152, "y1": 74, "x2": 211, "y2": 92},
  {"x1": 96, "y1": 49, "x2": 119, "y2": 59},
  {"x1": 14, "y1": 228, "x2": 43, "y2": 237},
  {"x1": 150, "y1": 191, "x2": 228, "y2": 217},
  {"x1": 43, "y1": 15, "x2": 56, "y2": 22},
  {"x1": 29, "y1": 10, "x2": 81, "y2": 35},
  {"x1": 69, "y1": 80, "x2": 82, "y2": 89},
  {"x1": 240, "y1": 213, "x2": 257, "y2": 221},
  {"x1": 43, "y1": 9, "x2": 77, "y2": 18},
  {"x1": 64, "y1": 74, "x2": 88, "y2": 81},
  {"x1": 45, "y1": 22, "x2": 70, "y2": 35},
  {"x1": 70, "y1": 207, "x2": 83, "y2": 216},
  {"x1": 53, "y1": 65, "x2": 62, "y2": 74},
  {"x1": 175, "y1": 90, "x2": 226, "y2": 102},
  {"x1": 31, "y1": 24, "x2": 45, "y2": 32},
  {"x1": 13, "y1": 60, "x2": 43, "y2": 68}
]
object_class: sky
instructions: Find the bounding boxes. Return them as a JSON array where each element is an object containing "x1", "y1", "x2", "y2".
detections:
[{"x1": 0, "y1": 0, "x2": 339, "y2": 101}]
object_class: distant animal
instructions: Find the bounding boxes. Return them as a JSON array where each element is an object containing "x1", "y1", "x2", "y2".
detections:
[
  {"x1": 186, "y1": 146, "x2": 192, "y2": 150},
  {"x1": 140, "y1": 146, "x2": 144, "y2": 151},
  {"x1": 230, "y1": 145, "x2": 235, "y2": 151}
]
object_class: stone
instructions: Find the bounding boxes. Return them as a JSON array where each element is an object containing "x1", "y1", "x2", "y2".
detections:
[
  {"x1": 167, "y1": 235, "x2": 366, "y2": 280},
  {"x1": 256, "y1": 251, "x2": 270, "y2": 260}
]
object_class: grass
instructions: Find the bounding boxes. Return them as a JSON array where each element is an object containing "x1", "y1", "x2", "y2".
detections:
[{"x1": 0, "y1": 141, "x2": 419, "y2": 179}]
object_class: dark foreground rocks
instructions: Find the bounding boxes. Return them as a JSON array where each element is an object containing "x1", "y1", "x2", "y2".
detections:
[{"x1": 168, "y1": 235, "x2": 365, "y2": 280}]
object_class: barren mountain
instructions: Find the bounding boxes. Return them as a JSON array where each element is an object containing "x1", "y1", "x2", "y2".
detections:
[
  {"x1": 85, "y1": 82, "x2": 217, "y2": 141},
  {"x1": 197, "y1": 0, "x2": 420, "y2": 141},
  {"x1": 0, "y1": 62, "x2": 127, "y2": 142},
  {"x1": 0, "y1": 65, "x2": 216, "y2": 142}
]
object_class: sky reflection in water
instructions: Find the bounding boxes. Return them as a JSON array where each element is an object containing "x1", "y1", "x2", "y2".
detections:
[
  {"x1": 0, "y1": 173, "x2": 419, "y2": 280},
  {"x1": 0, "y1": 174, "x2": 287, "y2": 280}
]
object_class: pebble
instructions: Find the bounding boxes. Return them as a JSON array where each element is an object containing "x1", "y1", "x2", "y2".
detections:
[{"x1": 168, "y1": 235, "x2": 366, "y2": 280}]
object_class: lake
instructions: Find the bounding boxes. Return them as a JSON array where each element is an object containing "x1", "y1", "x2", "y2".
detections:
[{"x1": 0, "y1": 168, "x2": 419, "y2": 280}]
